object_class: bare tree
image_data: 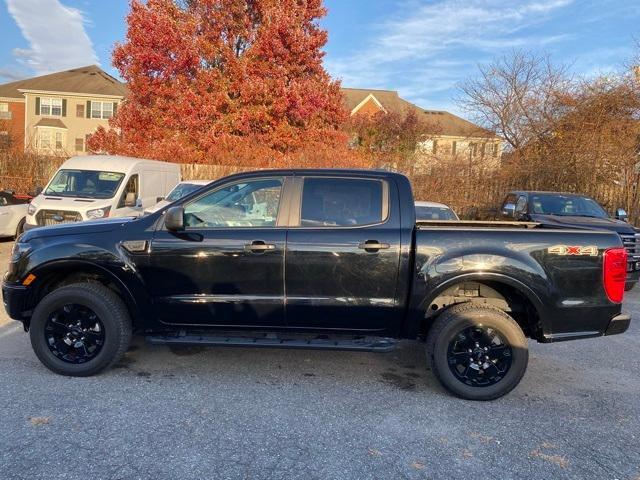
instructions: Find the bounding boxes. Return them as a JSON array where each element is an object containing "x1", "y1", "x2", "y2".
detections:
[{"x1": 459, "y1": 50, "x2": 570, "y2": 151}]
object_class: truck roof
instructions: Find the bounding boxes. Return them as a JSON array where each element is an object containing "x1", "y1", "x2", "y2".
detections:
[{"x1": 60, "y1": 155, "x2": 181, "y2": 175}]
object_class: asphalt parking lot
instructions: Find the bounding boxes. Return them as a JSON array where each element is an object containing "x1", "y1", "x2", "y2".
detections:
[{"x1": 0, "y1": 239, "x2": 639, "y2": 480}]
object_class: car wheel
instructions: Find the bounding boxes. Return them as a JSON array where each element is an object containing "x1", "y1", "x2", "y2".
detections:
[
  {"x1": 624, "y1": 282, "x2": 635, "y2": 292},
  {"x1": 426, "y1": 303, "x2": 528, "y2": 401},
  {"x1": 14, "y1": 217, "x2": 25, "y2": 238},
  {"x1": 29, "y1": 283, "x2": 132, "y2": 376}
]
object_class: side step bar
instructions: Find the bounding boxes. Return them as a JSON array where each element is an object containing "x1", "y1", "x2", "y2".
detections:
[{"x1": 145, "y1": 333, "x2": 396, "y2": 352}]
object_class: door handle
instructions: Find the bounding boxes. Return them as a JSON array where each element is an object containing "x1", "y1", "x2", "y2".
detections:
[
  {"x1": 245, "y1": 240, "x2": 276, "y2": 253},
  {"x1": 358, "y1": 240, "x2": 390, "y2": 252}
]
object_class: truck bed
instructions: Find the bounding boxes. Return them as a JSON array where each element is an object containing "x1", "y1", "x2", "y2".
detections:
[{"x1": 416, "y1": 220, "x2": 540, "y2": 229}]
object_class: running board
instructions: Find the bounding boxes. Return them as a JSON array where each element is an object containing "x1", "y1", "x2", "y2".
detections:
[{"x1": 145, "y1": 332, "x2": 396, "y2": 352}]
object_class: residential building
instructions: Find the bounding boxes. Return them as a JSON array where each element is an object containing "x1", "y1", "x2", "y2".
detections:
[
  {"x1": 0, "y1": 65, "x2": 126, "y2": 156},
  {"x1": 341, "y1": 88, "x2": 502, "y2": 169}
]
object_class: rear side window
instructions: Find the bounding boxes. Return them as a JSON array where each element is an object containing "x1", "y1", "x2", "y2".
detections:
[{"x1": 300, "y1": 178, "x2": 384, "y2": 227}]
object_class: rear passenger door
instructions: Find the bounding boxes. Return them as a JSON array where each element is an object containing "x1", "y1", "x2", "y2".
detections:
[{"x1": 284, "y1": 176, "x2": 402, "y2": 332}]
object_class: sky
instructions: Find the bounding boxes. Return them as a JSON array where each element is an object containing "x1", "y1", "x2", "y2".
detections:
[{"x1": 0, "y1": 0, "x2": 638, "y2": 116}]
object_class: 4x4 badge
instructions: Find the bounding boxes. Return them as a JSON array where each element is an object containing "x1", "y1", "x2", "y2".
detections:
[{"x1": 548, "y1": 245, "x2": 598, "y2": 256}]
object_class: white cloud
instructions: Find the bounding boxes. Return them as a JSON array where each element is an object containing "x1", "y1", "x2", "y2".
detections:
[
  {"x1": 5, "y1": 0, "x2": 98, "y2": 75},
  {"x1": 326, "y1": 0, "x2": 575, "y2": 112}
]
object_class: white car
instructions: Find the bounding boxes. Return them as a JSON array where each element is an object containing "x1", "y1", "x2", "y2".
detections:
[
  {"x1": 0, "y1": 191, "x2": 29, "y2": 238},
  {"x1": 145, "y1": 180, "x2": 212, "y2": 214},
  {"x1": 415, "y1": 201, "x2": 459, "y2": 221}
]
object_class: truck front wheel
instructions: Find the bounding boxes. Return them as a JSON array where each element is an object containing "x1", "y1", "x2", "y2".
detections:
[
  {"x1": 426, "y1": 303, "x2": 528, "y2": 401},
  {"x1": 29, "y1": 283, "x2": 132, "y2": 377}
]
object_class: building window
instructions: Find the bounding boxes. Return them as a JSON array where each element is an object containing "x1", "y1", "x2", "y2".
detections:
[
  {"x1": 38, "y1": 128, "x2": 65, "y2": 152},
  {"x1": 469, "y1": 143, "x2": 477, "y2": 157},
  {"x1": 91, "y1": 101, "x2": 114, "y2": 119},
  {"x1": 40, "y1": 97, "x2": 63, "y2": 116},
  {"x1": 75, "y1": 137, "x2": 84, "y2": 152},
  {"x1": 432, "y1": 140, "x2": 438, "y2": 154},
  {"x1": 492, "y1": 143, "x2": 499, "y2": 157},
  {"x1": 480, "y1": 143, "x2": 486, "y2": 157},
  {"x1": 451, "y1": 141, "x2": 457, "y2": 155},
  {"x1": 0, "y1": 103, "x2": 10, "y2": 120},
  {"x1": 76, "y1": 104, "x2": 85, "y2": 118}
]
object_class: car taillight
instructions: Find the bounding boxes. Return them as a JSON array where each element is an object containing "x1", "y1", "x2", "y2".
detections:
[{"x1": 603, "y1": 248, "x2": 627, "y2": 303}]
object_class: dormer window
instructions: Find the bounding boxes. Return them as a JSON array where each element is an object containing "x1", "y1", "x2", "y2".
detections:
[{"x1": 40, "y1": 97, "x2": 63, "y2": 116}]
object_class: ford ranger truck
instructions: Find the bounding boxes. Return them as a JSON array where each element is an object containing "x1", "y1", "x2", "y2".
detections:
[{"x1": 2, "y1": 170, "x2": 631, "y2": 401}]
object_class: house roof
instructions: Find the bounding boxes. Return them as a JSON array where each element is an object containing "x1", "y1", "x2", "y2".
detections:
[
  {"x1": 341, "y1": 87, "x2": 495, "y2": 138},
  {"x1": 0, "y1": 65, "x2": 127, "y2": 99},
  {"x1": 35, "y1": 118, "x2": 67, "y2": 129}
]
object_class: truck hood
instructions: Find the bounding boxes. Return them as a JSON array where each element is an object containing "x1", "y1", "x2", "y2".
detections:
[
  {"x1": 21, "y1": 217, "x2": 136, "y2": 241},
  {"x1": 528, "y1": 214, "x2": 635, "y2": 234},
  {"x1": 31, "y1": 194, "x2": 113, "y2": 211}
]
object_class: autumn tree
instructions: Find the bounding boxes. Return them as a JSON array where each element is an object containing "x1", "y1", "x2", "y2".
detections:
[
  {"x1": 344, "y1": 109, "x2": 437, "y2": 172},
  {"x1": 89, "y1": 0, "x2": 351, "y2": 166}
]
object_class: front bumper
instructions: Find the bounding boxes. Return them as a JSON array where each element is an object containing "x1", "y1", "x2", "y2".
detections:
[
  {"x1": 605, "y1": 312, "x2": 631, "y2": 336},
  {"x1": 2, "y1": 281, "x2": 28, "y2": 321}
]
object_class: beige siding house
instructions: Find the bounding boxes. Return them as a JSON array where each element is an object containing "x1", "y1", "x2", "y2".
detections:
[
  {"x1": 0, "y1": 65, "x2": 126, "y2": 156},
  {"x1": 341, "y1": 88, "x2": 502, "y2": 169}
]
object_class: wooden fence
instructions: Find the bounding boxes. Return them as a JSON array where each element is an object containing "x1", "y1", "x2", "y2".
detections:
[{"x1": 0, "y1": 157, "x2": 637, "y2": 224}]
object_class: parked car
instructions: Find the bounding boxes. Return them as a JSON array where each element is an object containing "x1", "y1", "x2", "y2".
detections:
[
  {"x1": 3, "y1": 170, "x2": 631, "y2": 400},
  {"x1": 0, "y1": 190, "x2": 30, "y2": 238},
  {"x1": 501, "y1": 191, "x2": 639, "y2": 291},
  {"x1": 144, "y1": 179, "x2": 211, "y2": 214},
  {"x1": 415, "y1": 201, "x2": 459, "y2": 221},
  {"x1": 25, "y1": 155, "x2": 181, "y2": 230}
]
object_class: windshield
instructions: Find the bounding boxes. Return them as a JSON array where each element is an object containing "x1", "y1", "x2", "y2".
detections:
[
  {"x1": 44, "y1": 169, "x2": 125, "y2": 199},
  {"x1": 529, "y1": 194, "x2": 608, "y2": 218},
  {"x1": 166, "y1": 182, "x2": 207, "y2": 202},
  {"x1": 416, "y1": 205, "x2": 458, "y2": 220}
]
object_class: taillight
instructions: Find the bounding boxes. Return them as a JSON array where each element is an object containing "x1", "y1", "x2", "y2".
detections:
[{"x1": 603, "y1": 248, "x2": 627, "y2": 303}]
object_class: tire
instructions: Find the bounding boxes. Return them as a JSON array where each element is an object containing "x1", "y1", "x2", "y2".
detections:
[
  {"x1": 14, "y1": 217, "x2": 25, "y2": 239},
  {"x1": 29, "y1": 283, "x2": 132, "y2": 376},
  {"x1": 426, "y1": 303, "x2": 528, "y2": 401},
  {"x1": 624, "y1": 282, "x2": 635, "y2": 292}
]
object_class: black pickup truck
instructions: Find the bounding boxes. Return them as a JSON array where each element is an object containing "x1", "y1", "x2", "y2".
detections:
[
  {"x1": 501, "y1": 191, "x2": 640, "y2": 291},
  {"x1": 2, "y1": 170, "x2": 632, "y2": 400}
]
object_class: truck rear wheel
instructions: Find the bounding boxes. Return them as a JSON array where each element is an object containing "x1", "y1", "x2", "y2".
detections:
[
  {"x1": 426, "y1": 303, "x2": 528, "y2": 401},
  {"x1": 29, "y1": 283, "x2": 132, "y2": 377}
]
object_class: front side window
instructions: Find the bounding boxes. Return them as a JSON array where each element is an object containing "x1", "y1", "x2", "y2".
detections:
[
  {"x1": 44, "y1": 169, "x2": 125, "y2": 198},
  {"x1": 40, "y1": 98, "x2": 62, "y2": 116},
  {"x1": 118, "y1": 174, "x2": 139, "y2": 208},
  {"x1": 300, "y1": 178, "x2": 384, "y2": 227},
  {"x1": 184, "y1": 178, "x2": 283, "y2": 228}
]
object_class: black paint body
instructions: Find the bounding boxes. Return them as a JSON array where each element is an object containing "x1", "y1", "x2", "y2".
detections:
[{"x1": 2, "y1": 170, "x2": 629, "y2": 342}]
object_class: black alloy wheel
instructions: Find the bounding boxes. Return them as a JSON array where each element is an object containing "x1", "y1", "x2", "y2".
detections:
[
  {"x1": 446, "y1": 325, "x2": 513, "y2": 387},
  {"x1": 44, "y1": 303, "x2": 105, "y2": 364}
]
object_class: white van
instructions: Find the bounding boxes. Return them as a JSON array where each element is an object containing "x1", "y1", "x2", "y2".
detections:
[{"x1": 25, "y1": 155, "x2": 180, "y2": 229}]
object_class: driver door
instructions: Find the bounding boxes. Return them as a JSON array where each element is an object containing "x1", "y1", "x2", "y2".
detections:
[{"x1": 143, "y1": 176, "x2": 289, "y2": 328}]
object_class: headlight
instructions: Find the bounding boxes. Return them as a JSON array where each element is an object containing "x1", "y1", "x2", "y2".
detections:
[
  {"x1": 86, "y1": 207, "x2": 111, "y2": 219},
  {"x1": 11, "y1": 242, "x2": 31, "y2": 262},
  {"x1": 27, "y1": 204, "x2": 36, "y2": 215}
]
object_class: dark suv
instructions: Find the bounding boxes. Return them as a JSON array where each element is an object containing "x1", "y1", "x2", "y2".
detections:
[{"x1": 501, "y1": 191, "x2": 639, "y2": 290}]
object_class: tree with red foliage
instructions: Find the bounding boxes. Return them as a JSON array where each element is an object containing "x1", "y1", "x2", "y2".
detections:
[{"x1": 89, "y1": 0, "x2": 351, "y2": 166}]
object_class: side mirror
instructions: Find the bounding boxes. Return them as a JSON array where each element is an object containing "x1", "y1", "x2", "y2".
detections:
[
  {"x1": 502, "y1": 203, "x2": 516, "y2": 218},
  {"x1": 615, "y1": 208, "x2": 628, "y2": 222},
  {"x1": 124, "y1": 191, "x2": 136, "y2": 207},
  {"x1": 135, "y1": 198, "x2": 143, "y2": 208},
  {"x1": 165, "y1": 206, "x2": 185, "y2": 231}
]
